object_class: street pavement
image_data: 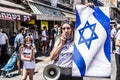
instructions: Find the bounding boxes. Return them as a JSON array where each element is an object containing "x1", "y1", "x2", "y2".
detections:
[{"x1": 0, "y1": 53, "x2": 116, "y2": 80}]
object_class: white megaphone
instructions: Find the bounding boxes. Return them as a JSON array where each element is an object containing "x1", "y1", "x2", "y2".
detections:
[{"x1": 43, "y1": 64, "x2": 61, "y2": 80}]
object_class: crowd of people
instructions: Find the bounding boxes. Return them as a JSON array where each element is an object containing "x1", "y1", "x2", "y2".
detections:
[
  {"x1": 0, "y1": 1, "x2": 117, "y2": 80},
  {"x1": 0, "y1": 23, "x2": 60, "y2": 79}
]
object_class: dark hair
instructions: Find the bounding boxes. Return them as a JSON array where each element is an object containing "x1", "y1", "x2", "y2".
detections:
[
  {"x1": 19, "y1": 28, "x2": 24, "y2": 33},
  {"x1": 43, "y1": 26, "x2": 46, "y2": 29},
  {"x1": 29, "y1": 26, "x2": 35, "y2": 30},
  {"x1": 13, "y1": 32, "x2": 16, "y2": 35},
  {"x1": 61, "y1": 20, "x2": 74, "y2": 28}
]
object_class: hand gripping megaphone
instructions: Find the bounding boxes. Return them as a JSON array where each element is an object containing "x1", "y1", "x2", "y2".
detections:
[{"x1": 43, "y1": 64, "x2": 61, "y2": 80}]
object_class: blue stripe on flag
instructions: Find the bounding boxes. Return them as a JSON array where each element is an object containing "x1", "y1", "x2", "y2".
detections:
[
  {"x1": 75, "y1": 9, "x2": 81, "y2": 29},
  {"x1": 92, "y1": 7, "x2": 110, "y2": 62},
  {"x1": 73, "y1": 44, "x2": 86, "y2": 76}
]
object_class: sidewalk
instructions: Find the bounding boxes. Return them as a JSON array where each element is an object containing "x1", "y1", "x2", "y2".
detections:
[
  {"x1": 0, "y1": 53, "x2": 52, "y2": 80},
  {"x1": 0, "y1": 54, "x2": 116, "y2": 80}
]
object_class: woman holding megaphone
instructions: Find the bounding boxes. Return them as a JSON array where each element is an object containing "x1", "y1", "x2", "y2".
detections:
[{"x1": 50, "y1": 20, "x2": 83, "y2": 80}]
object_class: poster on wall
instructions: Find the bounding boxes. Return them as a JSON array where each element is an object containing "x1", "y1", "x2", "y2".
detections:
[
  {"x1": 28, "y1": 20, "x2": 35, "y2": 25},
  {"x1": 41, "y1": 21, "x2": 48, "y2": 30}
]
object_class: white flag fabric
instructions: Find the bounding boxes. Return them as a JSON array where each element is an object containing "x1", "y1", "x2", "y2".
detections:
[{"x1": 72, "y1": 5, "x2": 111, "y2": 78}]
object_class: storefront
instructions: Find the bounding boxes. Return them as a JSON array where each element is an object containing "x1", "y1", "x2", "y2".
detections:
[
  {"x1": 0, "y1": 6, "x2": 31, "y2": 37},
  {"x1": 28, "y1": 0, "x2": 75, "y2": 34}
]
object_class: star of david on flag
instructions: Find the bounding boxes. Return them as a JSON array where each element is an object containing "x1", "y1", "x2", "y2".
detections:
[
  {"x1": 78, "y1": 21, "x2": 98, "y2": 49},
  {"x1": 72, "y1": 5, "x2": 111, "y2": 78}
]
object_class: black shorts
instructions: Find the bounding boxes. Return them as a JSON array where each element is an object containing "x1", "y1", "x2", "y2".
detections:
[
  {"x1": 58, "y1": 67, "x2": 83, "y2": 80},
  {"x1": 41, "y1": 41, "x2": 47, "y2": 46}
]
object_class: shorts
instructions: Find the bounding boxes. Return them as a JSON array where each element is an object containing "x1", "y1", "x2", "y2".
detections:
[
  {"x1": 23, "y1": 61, "x2": 35, "y2": 69},
  {"x1": 58, "y1": 67, "x2": 83, "y2": 80},
  {"x1": 41, "y1": 41, "x2": 47, "y2": 46}
]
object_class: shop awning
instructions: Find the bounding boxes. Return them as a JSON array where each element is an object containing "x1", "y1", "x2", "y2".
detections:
[
  {"x1": 0, "y1": 6, "x2": 31, "y2": 22},
  {"x1": 35, "y1": 14, "x2": 68, "y2": 21},
  {"x1": 62, "y1": 12, "x2": 76, "y2": 21},
  {"x1": 0, "y1": 0, "x2": 25, "y2": 9},
  {"x1": 28, "y1": 1, "x2": 68, "y2": 21}
]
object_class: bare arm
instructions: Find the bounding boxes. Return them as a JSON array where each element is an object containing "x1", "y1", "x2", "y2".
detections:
[
  {"x1": 6, "y1": 39, "x2": 10, "y2": 48},
  {"x1": 115, "y1": 39, "x2": 120, "y2": 47},
  {"x1": 50, "y1": 32, "x2": 66, "y2": 60},
  {"x1": 30, "y1": 47, "x2": 35, "y2": 61},
  {"x1": 50, "y1": 42, "x2": 63, "y2": 60}
]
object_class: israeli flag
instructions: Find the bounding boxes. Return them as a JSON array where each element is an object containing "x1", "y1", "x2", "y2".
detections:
[{"x1": 72, "y1": 5, "x2": 111, "y2": 78}]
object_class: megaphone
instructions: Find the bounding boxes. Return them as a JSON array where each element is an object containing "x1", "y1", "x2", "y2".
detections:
[{"x1": 43, "y1": 64, "x2": 61, "y2": 80}]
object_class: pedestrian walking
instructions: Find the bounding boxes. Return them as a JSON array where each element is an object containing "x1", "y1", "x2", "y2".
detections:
[
  {"x1": 0, "y1": 28, "x2": 10, "y2": 67},
  {"x1": 14, "y1": 28, "x2": 24, "y2": 74},
  {"x1": 115, "y1": 24, "x2": 120, "y2": 80},
  {"x1": 50, "y1": 24, "x2": 60, "y2": 51},
  {"x1": 111, "y1": 24, "x2": 117, "y2": 54},
  {"x1": 41, "y1": 26, "x2": 47, "y2": 54}
]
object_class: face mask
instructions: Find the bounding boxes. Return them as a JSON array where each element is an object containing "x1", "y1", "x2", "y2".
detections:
[{"x1": 25, "y1": 43, "x2": 31, "y2": 48}]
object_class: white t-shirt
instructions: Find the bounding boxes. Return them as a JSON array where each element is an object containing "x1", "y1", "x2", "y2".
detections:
[
  {"x1": 0, "y1": 32, "x2": 8, "y2": 45},
  {"x1": 14, "y1": 33, "x2": 24, "y2": 46},
  {"x1": 23, "y1": 48, "x2": 35, "y2": 69},
  {"x1": 54, "y1": 39, "x2": 73, "y2": 68},
  {"x1": 33, "y1": 30, "x2": 39, "y2": 39},
  {"x1": 41, "y1": 30, "x2": 47, "y2": 41},
  {"x1": 115, "y1": 30, "x2": 120, "y2": 55},
  {"x1": 111, "y1": 28, "x2": 117, "y2": 38}
]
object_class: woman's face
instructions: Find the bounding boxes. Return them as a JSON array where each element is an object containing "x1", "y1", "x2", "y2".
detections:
[{"x1": 62, "y1": 23, "x2": 72, "y2": 39}]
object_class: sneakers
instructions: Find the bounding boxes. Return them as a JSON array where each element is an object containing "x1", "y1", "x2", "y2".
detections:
[{"x1": 1, "y1": 70, "x2": 7, "y2": 78}]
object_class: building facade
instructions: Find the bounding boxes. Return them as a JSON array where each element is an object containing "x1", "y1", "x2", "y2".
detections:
[{"x1": 0, "y1": 0, "x2": 31, "y2": 37}]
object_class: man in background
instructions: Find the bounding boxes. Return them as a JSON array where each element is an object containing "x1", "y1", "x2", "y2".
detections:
[
  {"x1": 0, "y1": 28, "x2": 10, "y2": 67},
  {"x1": 14, "y1": 28, "x2": 24, "y2": 74}
]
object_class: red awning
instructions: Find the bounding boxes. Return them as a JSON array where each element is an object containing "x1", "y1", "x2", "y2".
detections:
[{"x1": 0, "y1": 6, "x2": 31, "y2": 22}]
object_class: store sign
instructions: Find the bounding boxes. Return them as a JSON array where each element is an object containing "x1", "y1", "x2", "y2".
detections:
[
  {"x1": 0, "y1": 12, "x2": 30, "y2": 22},
  {"x1": 28, "y1": 20, "x2": 35, "y2": 24},
  {"x1": 41, "y1": 21, "x2": 48, "y2": 30}
]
